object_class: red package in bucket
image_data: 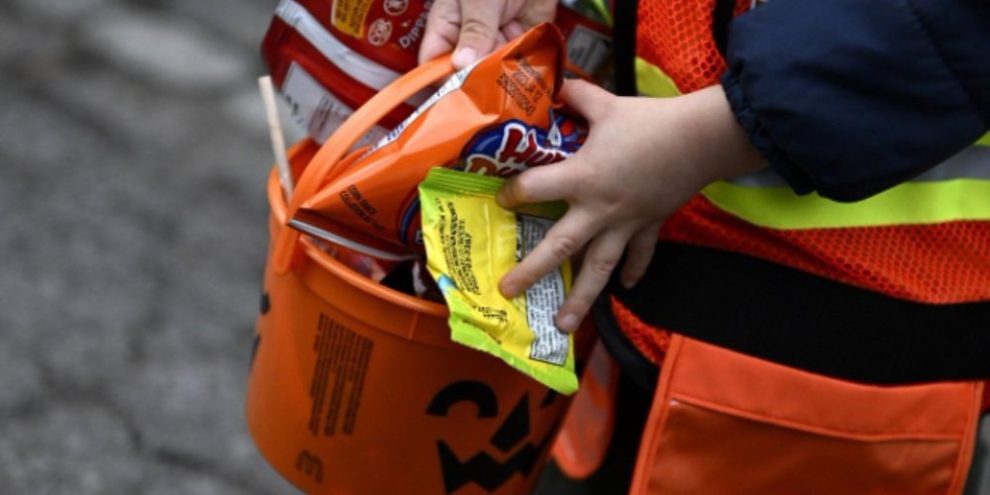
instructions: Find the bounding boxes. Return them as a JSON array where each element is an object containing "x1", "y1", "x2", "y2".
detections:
[
  {"x1": 292, "y1": 23, "x2": 585, "y2": 253},
  {"x1": 260, "y1": 0, "x2": 431, "y2": 144},
  {"x1": 261, "y1": 0, "x2": 610, "y2": 146}
]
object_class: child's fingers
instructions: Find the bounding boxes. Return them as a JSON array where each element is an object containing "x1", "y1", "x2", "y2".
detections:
[
  {"x1": 559, "y1": 79, "x2": 613, "y2": 121},
  {"x1": 620, "y1": 222, "x2": 661, "y2": 288},
  {"x1": 499, "y1": 208, "x2": 597, "y2": 299},
  {"x1": 555, "y1": 228, "x2": 631, "y2": 332},
  {"x1": 501, "y1": 20, "x2": 526, "y2": 40},
  {"x1": 419, "y1": 0, "x2": 460, "y2": 64},
  {"x1": 497, "y1": 159, "x2": 579, "y2": 209},
  {"x1": 450, "y1": 0, "x2": 504, "y2": 67}
]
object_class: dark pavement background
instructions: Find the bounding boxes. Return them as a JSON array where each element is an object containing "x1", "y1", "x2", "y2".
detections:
[{"x1": 0, "y1": 0, "x2": 299, "y2": 492}]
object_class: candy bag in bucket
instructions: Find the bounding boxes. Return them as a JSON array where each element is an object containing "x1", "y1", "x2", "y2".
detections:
[
  {"x1": 249, "y1": 143, "x2": 578, "y2": 494},
  {"x1": 260, "y1": 0, "x2": 430, "y2": 144},
  {"x1": 289, "y1": 23, "x2": 585, "y2": 255},
  {"x1": 419, "y1": 168, "x2": 578, "y2": 394}
]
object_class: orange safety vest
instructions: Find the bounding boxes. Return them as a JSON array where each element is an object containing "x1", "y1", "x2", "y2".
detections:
[{"x1": 600, "y1": 0, "x2": 990, "y2": 493}]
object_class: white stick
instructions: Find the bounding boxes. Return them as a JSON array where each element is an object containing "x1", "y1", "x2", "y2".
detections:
[{"x1": 258, "y1": 75, "x2": 294, "y2": 199}]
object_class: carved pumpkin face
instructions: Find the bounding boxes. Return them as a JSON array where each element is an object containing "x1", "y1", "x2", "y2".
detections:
[{"x1": 427, "y1": 380, "x2": 561, "y2": 493}]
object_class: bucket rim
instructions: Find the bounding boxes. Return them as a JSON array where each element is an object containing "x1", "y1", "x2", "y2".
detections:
[{"x1": 268, "y1": 166, "x2": 449, "y2": 318}]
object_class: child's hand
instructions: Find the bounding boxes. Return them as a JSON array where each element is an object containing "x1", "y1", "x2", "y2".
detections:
[
  {"x1": 497, "y1": 80, "x2": 764, "y2": 332},
  {"x1": 419, "y1": 0, "x2": 557, "y2": 68}
]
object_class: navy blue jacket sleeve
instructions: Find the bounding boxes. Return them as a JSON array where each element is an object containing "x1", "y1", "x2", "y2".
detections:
[{"x1": 721, "y1": 0, "x2": 990, "y2": 201}]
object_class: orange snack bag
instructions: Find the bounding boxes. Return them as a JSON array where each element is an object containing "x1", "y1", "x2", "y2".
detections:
[{"x1": 291, "y1": 23, "x2": 584, "y2": 253}]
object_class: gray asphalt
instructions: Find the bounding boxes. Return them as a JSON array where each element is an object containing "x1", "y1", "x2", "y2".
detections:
[{"x1": 0, "y1": 0, "x2": 298, "y2": 493}]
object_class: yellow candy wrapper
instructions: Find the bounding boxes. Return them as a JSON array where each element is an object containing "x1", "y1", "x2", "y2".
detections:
[{"x1": 419, "y1": 168, "x2": 578, "y2": 394}]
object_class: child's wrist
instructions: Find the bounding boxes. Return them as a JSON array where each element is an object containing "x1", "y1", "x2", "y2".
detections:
[{"x1": 680, "y1": 85, "x2": 765, "y2": 186}]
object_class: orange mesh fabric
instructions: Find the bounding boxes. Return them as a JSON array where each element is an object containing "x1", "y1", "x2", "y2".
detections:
[
  {"x1": 610, "y1": 295, "x2": 671, "y2": 367},
  {"x1": 634, "y1": 1, "x2": 990, "y2": 304},
  {"x1": 636, "y1": 0, "x2": 750, "y2": 93},
  {"x1": 626, "y1": 1, "x2": 990, "y2": 402},
  {"x1": 660, "y1": 196, "x2": 990, "y2": 304}
]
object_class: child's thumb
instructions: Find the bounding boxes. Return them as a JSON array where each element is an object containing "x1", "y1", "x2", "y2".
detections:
[{"x1": 452, "y1": 0, "x2": 503, "y2": 68}]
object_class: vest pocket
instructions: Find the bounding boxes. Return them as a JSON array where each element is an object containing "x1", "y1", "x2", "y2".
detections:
[{"x1": 629, "y1": 336, "x2": 984, "y2": 495}]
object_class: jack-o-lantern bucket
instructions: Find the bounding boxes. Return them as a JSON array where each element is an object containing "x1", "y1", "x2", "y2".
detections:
[{"x1": 246, "y1": 57, "x2": 579, "y2": 495}]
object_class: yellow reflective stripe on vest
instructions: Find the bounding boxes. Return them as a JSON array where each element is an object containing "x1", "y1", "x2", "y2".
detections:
[
  {"x1": 585, "y1": 0, "x2": 613, "y2": 26},
  {"x1": 635, "y1": 56, "x2": 990, "y2": 228},
  {"x1": 635, "y1": 57, "x2": 681, "y2": 97},
  {"x1": 703, "y1": 179, "x2": 990, "y2": 229},
  {"x1": 707, "y1": 144, "x2": 990, "y2": 228}
]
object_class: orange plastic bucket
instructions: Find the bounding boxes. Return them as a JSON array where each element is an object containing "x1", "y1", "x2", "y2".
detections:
[{"x1": 246, "y1": 57, "x2": 576, "y2": 495}]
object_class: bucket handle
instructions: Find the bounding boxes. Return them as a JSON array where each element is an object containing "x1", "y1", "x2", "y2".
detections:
[{"x1": 273, "y1": 55, "x2": 455, "y2": 274}]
